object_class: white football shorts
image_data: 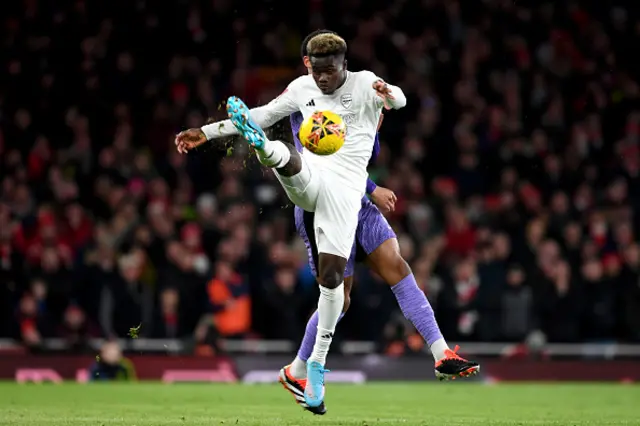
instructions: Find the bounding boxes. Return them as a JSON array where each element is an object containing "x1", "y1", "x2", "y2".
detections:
[{"x1": 273, "y1": 154, "x2": 361, "y2": 260}]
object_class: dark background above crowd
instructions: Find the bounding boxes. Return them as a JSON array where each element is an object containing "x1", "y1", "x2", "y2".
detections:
[{"x1": 1, "y1": 0, "x2": 639, "y2": 355}]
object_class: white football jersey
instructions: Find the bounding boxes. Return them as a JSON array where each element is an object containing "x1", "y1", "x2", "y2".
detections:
[
  {"x1": 201, "y1": 70, "x2": 406, "y2": 191},
  {"x1": 274, "y1": 71, "x2": 403, "y2": 191}
]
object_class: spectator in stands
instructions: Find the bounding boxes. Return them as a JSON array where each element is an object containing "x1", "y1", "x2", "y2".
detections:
[
  {"x1": 152, "y1": 287, "x2": 188, "y2": 338},
  {"x1": 206, "y1": 261, "x2": 251, "y2": 338},
  {"x1": 444, "y1": 206, "x2": 477, "y2": 260},
  {"x1": 621, "y1": 244, "x2": 640, "y2": 341},
  {"x1": 262, "y1": 268, "x2": 304, "y2": 340},
  {"x1": 57, "y1": 304, "x2": 101, "y2": 353},
  {"x1": 89, "y1": 341, "x2": 136, "y2": 381},
  {"x1": 500, "y1": 265, "x2": 534, "y2": 341},
  {"x1": 16, "y1": 289, "x2": 54, "y2": 350},
  {"x1": 581, "y1": 258, "x2": 617, "y2": 341},
  {"x1": 538, "y1": 261, "x2": 582, "y2": 342},
  {"x1": 0, "y1": 1, "x2": 639, "y2": 353},
  {"x1": 474, "y1": 235, "x2": 507, "y2": 341},
  {"x1": 99, "y1": 252, "x2": 153, "y2": 338}
]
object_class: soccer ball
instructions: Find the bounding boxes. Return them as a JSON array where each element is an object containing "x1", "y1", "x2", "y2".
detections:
[{"x1": 299, "y1": 111, "x2": 346, "y2": 155}]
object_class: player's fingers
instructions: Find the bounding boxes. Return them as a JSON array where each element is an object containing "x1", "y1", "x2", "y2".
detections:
[{"x1": 391, "y1": 192, "x2": 397, "y2": 202}]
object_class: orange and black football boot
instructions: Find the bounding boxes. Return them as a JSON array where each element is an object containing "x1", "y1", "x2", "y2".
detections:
[
  {"x1": 434, "y1": 345, "x2": 480, "y2": 381},
  {"x1": 278, "y1": 365, "x2": 327, "y2": 415}
]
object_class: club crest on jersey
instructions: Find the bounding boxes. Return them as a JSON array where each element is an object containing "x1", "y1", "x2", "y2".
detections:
[{"x1": 341, "y1": 93, "x2": 353, "y2": 109}]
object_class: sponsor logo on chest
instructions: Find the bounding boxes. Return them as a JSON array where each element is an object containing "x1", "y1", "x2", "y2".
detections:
[{"x1": 341, "y1": 113, "x2": 357, "y2": 125}]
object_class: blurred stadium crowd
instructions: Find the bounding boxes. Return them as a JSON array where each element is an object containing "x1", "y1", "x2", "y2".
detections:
[{"x1": 1, "y1": 0, "x2": 639, "y2": 355}]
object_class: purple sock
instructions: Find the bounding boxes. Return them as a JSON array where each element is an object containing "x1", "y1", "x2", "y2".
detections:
[
  {"x1": 297, "y1": 311, "x2": 345, "y2": 361},
  {"x1": 391, "y1": 273, "x2": 443, "y2": 345}
]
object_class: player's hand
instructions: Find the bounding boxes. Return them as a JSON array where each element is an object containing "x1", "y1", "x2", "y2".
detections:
[
  {"x1": 175, "y1": 128, "x2": 207, "y2": 154},
  {"x1": 371, "y1": 186, "x2": 397, "y2": 213},
  {"x1": 373, "y1": 80, "x2": 394, "y2": 110}
]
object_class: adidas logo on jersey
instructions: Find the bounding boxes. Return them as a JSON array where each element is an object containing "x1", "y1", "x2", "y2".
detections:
[{"x1": 306, "y1": 99, "x2": 315, "y2": 107}]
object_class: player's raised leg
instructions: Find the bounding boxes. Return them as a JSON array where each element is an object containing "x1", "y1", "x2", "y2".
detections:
[
  {"x1": 226, "y1": 96, "x2": 300, "y2": 173},
  {"x1": 226, "y1": 96, "x2": 319, "y2": 213}
]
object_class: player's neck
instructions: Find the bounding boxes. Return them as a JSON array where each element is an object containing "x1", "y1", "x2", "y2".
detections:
[{"x1": 335, "y1": 72, "x2": 348, "y2": 91}]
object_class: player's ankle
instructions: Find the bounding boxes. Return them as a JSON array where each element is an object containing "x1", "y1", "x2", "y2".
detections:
[
  {"x1": 290, "y1": 356, "x2": 307, "y2": 379},
  {"x1": 255, "y1": 139, "x2": 290, "y2": 168},
  {"x1": 430, "y1": 338, "x2": 449, "y2": 361}
]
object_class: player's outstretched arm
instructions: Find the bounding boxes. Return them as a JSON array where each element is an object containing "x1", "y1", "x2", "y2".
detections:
[
  {"x1": 200, "y1": 101, "x2": 296, "y2": 140},
  {"x1": 373, "y1": 79, "x2": 407, "y2": 110},
  {"x1": 175, "y1": 84, "x2": 300, "y2": 153}
]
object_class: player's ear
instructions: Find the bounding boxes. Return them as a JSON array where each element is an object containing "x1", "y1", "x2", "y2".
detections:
[
  {"x1": 303, "y1": 56, "x2": 312, "y2": 72},
  {"x1": 343, "y1": 59, "x2": 348, "y2": 70}
]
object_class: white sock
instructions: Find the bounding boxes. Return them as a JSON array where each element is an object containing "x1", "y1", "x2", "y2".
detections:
[
  {"x1": 290, "y1": 356, "x2": 307, "y2": 379},
  {"x1": 308, "y1": 283, "x2": 344, "y2": 366},
  {"x1": 430, "y1": 337, "x2": 449, "y2": 361},
  {"x1": 255, "y1": 139, "x2": 290, "y2": 168}
]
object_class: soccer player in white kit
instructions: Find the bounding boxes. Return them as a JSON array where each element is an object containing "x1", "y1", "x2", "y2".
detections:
[{"x1": 175, "y1": 32, "x2": 406, "y2": 407}]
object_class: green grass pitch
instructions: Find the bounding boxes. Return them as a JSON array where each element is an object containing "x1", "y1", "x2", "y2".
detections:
[{"x1": 1, "y1": 382, "x2": 639, "y2": 425}]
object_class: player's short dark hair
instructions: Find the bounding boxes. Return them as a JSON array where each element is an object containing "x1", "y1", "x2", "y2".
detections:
[
  {"x1": 300, "y1": 29, "x2": 337, "y2": 58},
  {"x1": 306, "y1": 33, "x2": 347, "y2": 59}
]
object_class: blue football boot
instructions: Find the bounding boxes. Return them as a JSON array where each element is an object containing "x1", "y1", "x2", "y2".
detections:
[
  {"x1": 226, "y1": 96, "x2": 267, "y2": 149},
  {"x1": 304, "y1": 361, "x2": 329, "y2": 408}
]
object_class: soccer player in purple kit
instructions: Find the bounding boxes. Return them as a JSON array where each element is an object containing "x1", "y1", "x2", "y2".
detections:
[{"x1": 278, "y1": 30, "x2": 480, "y2": 415}]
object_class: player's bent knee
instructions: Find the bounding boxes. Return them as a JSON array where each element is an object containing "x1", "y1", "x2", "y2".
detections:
[
  {"x1": 318, "y1": 267, "x2": 343, "y2": 289},
  {"x1": 275, "y1": 144, "x2": 302, "y2": 176},
  {"x1": 317, "y1": 252, "x2": 347, "y2": 289}
]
